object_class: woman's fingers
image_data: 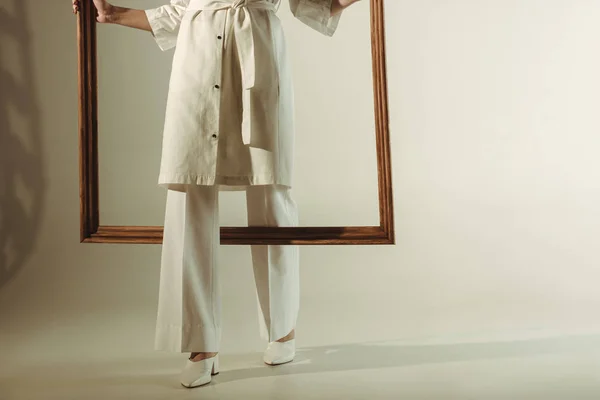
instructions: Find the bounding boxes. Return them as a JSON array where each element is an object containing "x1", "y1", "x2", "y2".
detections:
[{"x1": 72, "y1": 0, "x2": 80, "y2": 14}]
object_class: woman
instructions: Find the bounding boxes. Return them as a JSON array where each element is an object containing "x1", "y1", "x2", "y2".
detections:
[{"x1": 72, "y1": 0, "x2": 360, "y2": 388}]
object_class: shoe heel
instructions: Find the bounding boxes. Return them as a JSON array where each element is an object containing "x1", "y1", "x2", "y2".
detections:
[
  {"x1": 181, "y1": 354, "x2": 219, "y2": 388},
  {"x1": 211, "y1": 354, "x2": 220, "y2": 375}
]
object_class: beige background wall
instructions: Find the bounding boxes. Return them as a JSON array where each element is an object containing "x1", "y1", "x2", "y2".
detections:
[{"x1": 2, "y1": 0, "x2": 600, "y2": 383}]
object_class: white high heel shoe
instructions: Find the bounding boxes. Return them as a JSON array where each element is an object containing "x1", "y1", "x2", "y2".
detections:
[
  {"x1": 180, "y1": 354, "x2": 219, "y2": 388},
  {"x1": 263, "y1": 339, "x2": 296, "y2": 365}
]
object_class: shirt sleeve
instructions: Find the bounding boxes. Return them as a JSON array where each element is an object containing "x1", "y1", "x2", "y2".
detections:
[
  {"x1": 289, "y1": 0, "x2": 341, "y2": 37},
  {"x1": 144, "y1": 0, "x2": 190, "y2": 51}
]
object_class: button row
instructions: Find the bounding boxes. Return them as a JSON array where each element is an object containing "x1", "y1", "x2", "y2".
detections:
[{"x1": 213, "y1": 34, "x2": 222, "y2": 141}]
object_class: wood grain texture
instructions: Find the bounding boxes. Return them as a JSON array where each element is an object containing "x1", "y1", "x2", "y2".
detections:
[
  {"x1": 371, "y1": 0, "x2": 395, "y2": 245},
  {"x1": 77, "y1": 0, "x2": 394, "y2": 245},
  {"x1": 86, "y1": 226, "x2": 389, "y2": 245},
  {"x1": 78, "y1": 0, "x2": 99, "y2": 243}
]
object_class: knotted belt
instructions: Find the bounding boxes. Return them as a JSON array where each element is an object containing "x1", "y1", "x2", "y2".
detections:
[{"x1": 188, "y1": 0, "x2": 279, "y2": 145}]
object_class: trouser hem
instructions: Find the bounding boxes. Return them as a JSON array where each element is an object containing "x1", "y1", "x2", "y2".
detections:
[{"x1": 154, "y1": 324, "x2": 220, "y2": 353}]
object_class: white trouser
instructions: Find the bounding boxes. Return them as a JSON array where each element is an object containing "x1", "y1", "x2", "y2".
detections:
[{"x1": 154, "y1": 184, "x2": 300, "y2": 352}]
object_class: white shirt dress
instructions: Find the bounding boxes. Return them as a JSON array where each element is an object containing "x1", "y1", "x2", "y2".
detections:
[{"x1": 144, "y1": 0, "x2": 342, "y2": 192}]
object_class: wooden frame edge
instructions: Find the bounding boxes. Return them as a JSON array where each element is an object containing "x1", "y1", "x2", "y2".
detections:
[
  {"x1": 78, "y1": 1, "x2": 99, "y2": 242},
  {"x1": 83, "y1": 226, "x2": 392, "y2": 245}
]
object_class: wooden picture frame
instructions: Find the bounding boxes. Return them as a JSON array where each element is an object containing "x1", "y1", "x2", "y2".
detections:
[{"x1": 77, "y1": 0, "x2": 394, "y2": 245}]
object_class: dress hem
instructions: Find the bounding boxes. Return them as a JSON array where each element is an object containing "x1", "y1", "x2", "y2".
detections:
[{"x1": 158, "y1": 173, "x2": 291, "y2": 192}]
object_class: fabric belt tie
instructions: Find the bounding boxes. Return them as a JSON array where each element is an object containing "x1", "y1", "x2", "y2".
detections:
[{"x1": 188, "y1": 0, "x2": 278, "y2": 145}]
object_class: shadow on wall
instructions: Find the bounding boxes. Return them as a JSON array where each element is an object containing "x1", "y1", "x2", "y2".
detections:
[{"x1": 0, "y1": 0, "x2": 46, "y2": 290}]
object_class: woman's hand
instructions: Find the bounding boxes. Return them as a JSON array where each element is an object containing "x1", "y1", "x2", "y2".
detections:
[
  {"x1": 331, "y1": 0, "x2": 362, "y2": 16},
  {"x1": 72, "y1": 0, "x2": 116, "y2": 23},
  {"x1": 73, "y1": 0, "x2": 152, "y2": 31}
]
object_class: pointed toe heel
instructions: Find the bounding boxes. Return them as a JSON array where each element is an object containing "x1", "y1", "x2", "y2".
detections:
[
  {"x1": 263, "y1": 339, "x2": 296, "y2": 366},
  {"x1": 180, "y1": 354, "x2": 219, "y2": 388}
]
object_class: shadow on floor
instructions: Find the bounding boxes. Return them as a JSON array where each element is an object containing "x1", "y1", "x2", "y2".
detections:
[
  {"x1": 216, "y1": 332, "x2": 600, "y2": 384},
  {"x1": 3, "y1": 332, "x2": 600, "y2": 393}
]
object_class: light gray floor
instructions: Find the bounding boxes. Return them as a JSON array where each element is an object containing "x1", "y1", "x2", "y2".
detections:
[{"x1": 3, "y1": 324, "x2": 600, "y2": 400}]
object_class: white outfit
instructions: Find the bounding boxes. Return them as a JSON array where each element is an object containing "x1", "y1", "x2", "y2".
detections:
[
  {"x1": 145, "y1": 0, "x2": 343, "y2": 352},
  {"x1": 154, "y1": 184, "x2": 300, "y2": 352},
  {"x1": 144, "y1": 0, "x2": 342, "y2": 192}
]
